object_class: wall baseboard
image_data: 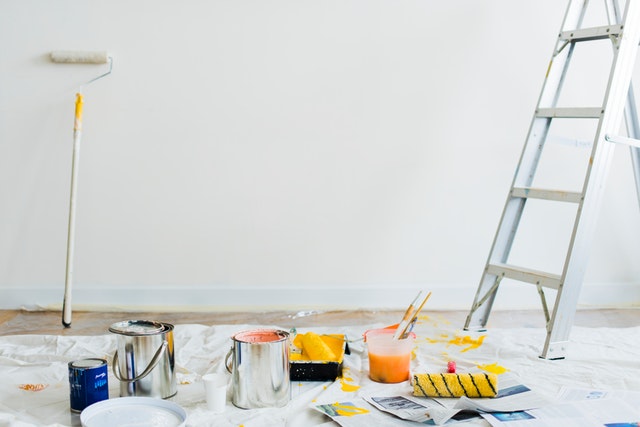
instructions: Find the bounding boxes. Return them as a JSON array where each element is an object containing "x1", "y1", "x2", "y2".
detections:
[{"x1": 3, "y1": 282, "x2": 638, "y2": 312}]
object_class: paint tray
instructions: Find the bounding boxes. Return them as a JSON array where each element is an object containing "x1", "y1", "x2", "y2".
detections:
[{"x1": 290, "y1": 334, "x2": 349, "y2": 381}]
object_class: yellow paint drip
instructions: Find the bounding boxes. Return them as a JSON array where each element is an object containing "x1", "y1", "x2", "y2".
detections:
[
  {"x1": 333, "y1": 402, "x2": 369, "y2": 417},
  {"x1": 447, "y1": 334, "x2": 486, "y2": 352},
  {"x1": 477, "y1": 362, "x2": 509, "y2": 374},
  {"x1": 339, "y1": 376, "x2": 360, "y2": 392},
  {"x1": 339, "y1": 369, "x2": 360, "y2": 392}
]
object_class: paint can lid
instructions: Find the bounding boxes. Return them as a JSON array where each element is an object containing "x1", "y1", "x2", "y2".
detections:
[
  {"x1": 69, "y1": 358, "x2": 107, "y2": 369},
  {"x1": 108, "y1": 320, "x2": 166, "y2": 336},
  {"x1": 232, "y1": 329, "x2": 289, "y2": 343},
  {"x1": 81, "y1": 397, "x2": 186, "y2": 427}
]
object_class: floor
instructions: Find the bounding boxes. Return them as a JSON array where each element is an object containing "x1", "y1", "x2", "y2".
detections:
[{"x1": 0, "y1": 307, "x2": 637, "y2": 336}]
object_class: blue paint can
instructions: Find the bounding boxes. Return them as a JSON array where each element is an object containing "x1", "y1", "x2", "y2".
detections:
[{"x1": 68, "y1": 358, "x2": 109, "y2": 412}]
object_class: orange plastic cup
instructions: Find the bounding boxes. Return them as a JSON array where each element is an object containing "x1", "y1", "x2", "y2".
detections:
[{"x1": 364, "y1": 328, "x2": 415, "y2": 383}]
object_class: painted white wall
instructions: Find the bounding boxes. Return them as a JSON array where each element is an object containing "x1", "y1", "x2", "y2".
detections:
[{"x1": 1, "y1": 0, "x2": 639, "y2": 312}]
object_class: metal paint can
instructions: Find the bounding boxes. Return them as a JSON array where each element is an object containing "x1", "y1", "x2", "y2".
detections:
[
  {"x1": 68, "y1": 358, "x2": 109, "y2": 412},
  {"x1": 109, "y1": 320, "x2": 177, "y2": 399},
  {"x1": 225, "y1": 329, "x2": 290, "y2": 409}
]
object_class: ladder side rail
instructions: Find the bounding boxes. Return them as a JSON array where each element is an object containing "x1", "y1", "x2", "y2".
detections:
[
  {"x1": 605, "y1": 0, "x2": 640, "y2": 209},
  {"x1": 624, "y1": 86, "x2": 640, "y2": 209},
  {"x1": 541, "y1": 0, "x2": 640, "y2": 359},
  {"x1": 465, "y1": 0, "x2": 589, "y2": 331}
]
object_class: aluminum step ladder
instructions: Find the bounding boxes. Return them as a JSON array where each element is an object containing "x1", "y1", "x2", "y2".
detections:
[{"x1": 464, "y1": 0, "x2": 640, "y2": 360}]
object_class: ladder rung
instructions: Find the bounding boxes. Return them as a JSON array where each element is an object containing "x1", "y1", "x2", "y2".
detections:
[
  {"x1": 605, "y1": 134, "x2": 640, "y2": 148},
  {"x1": 536, "y1": 107, "x2": 602, "y2": 118},
  {"x1": 511, "y1": 187, "x2": 583, "y2": 203},
  {"x1": 486, "y1": 263, "x2": 562, "y2": 290},
  {"x1": 559, "y1": 24, "x2": 623, "y2": 42}
]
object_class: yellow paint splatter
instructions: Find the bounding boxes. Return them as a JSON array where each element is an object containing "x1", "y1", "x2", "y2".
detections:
[
  {"x1": 339, "y1": 369, "x2": 360, "y2": 392},
  {"x1": 333, "y1": 402, "x2": 369, "y2": 417},
  {"x1": 477, "y1": 362, "x2": 509, "y2": 374},
  {"x1": 339, "y1": 375, "x2": 360, "y2": 392},
  {"x1": 447, "y1": 334, "x2": 486, "y2": 352},
  {"x1": 411, "y1": 346, "x2": 418, "y2": 360}
]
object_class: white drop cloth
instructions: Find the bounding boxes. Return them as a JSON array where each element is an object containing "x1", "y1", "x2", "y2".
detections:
[{"x1": 0, "y1": 314, "x2": 638, "y2": 426}]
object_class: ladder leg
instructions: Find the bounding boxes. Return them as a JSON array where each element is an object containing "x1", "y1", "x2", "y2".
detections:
[{"x1": 465, "y1": 274, "x2": 502, "y2": 331}]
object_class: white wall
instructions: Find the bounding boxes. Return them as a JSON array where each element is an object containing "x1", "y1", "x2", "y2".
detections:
[{"x1": 1, "y1": 0, "x2": 639, "y2": 312}]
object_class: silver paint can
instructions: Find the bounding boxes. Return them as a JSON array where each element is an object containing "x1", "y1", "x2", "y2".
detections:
[
  {"x1": 225, "y1": 329, "x2": 290, "y2": 409},
  {"x1": 109, "y1": 320, "x2": 177, "y2": 399}
]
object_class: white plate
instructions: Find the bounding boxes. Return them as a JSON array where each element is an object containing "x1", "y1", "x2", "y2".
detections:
[{"x1": 80, "y1": 397, "x2": 186, "y2": 427}]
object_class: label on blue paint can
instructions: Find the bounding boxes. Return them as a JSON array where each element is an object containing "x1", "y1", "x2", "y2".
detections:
[{"x1": 69, "y1": 358, "x2": 109, "y2": 412}]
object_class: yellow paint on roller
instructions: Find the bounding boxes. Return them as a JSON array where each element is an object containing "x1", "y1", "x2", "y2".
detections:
[
  {"x1": 291, "y1": 332, "x2": 343, "y2": 362},
  {"x1": 413, "y1": 372, "x2": 498, "y2": 398},
  {"x1": 302, "y1": 332, "x2": 337, "y2": 361},
  {"x1": 477, "y1": 362, "x2": 508, "y2": 375}
]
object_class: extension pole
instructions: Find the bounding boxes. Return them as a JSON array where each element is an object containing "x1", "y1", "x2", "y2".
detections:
[{"x1": 62, "y1": 93, "x2": 83, "y2": 327}]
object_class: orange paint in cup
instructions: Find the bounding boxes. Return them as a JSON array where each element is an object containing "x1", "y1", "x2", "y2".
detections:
[{"x1": 364, "y1": 328, "x2": 415, "y2": 383}]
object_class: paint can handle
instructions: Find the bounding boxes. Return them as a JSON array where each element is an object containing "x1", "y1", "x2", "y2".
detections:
[
  {"x1": 112, "y1": 341, "x2": 168, "y2": 383},
  {"x1": 224, "y1": 347, "x2": 234, "y2": 374}
]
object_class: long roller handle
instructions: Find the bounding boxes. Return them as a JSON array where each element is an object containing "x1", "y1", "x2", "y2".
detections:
[{"x1": 62, "y1": 93, "x2": 83, "y2": 328}]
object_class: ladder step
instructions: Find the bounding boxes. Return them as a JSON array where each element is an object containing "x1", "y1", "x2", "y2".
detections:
[
  {"x1": 559, "y1": 24, "x2": 623, "y2": 42},
  {"x1": 511, "y1": 187, "x2": 583, "y2": 203},
  {"x1": 536, "y1": 107, "x2": 602, "y2": 118},
  {"x1": 486, "y1": 263, "x2": 562, "y2": 289}
]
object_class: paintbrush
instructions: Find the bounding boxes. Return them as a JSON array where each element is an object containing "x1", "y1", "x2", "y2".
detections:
[
  {"x1": 392, "y1": 291, "x2": 422, "y2": 340},
  {"x1": 398, "y1": 291, "x2": 432, "y2": 339}
]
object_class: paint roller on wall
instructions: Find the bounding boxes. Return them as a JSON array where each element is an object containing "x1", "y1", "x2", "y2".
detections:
[{"x1": 50, "y1": 50, "x2": 113, "y2": 328}]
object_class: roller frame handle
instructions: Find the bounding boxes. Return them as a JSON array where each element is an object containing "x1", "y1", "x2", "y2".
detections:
[{"x1": 62, "y1": 93, "x2": 84, "y2": 328}]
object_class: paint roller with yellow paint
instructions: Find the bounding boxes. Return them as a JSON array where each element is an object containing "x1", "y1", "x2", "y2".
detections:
[
  {"x1": 293, "y1": 332, "x2": 338, "y2": 361},
  {"x1": 412, "y1": 372, "x2": 498, "y2": 398}
]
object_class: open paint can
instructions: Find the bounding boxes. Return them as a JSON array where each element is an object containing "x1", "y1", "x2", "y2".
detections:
[
  {"x1": 109, "y1": 320, "x2": 177, "y2": 399},
  {"x1": 225, "y1": 329, "x2": 290, "y2": 409}
]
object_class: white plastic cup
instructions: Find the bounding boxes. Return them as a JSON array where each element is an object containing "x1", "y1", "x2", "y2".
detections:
[
  {"x1": 364, "y1": 328, "x2": 416, "y2": 383},
  {"x1": 202, "y1": 373, "x2": 228, "y2": 413}
]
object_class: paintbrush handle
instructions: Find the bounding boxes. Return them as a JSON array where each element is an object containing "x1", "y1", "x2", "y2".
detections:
[
  {"x1": 392, "y1": 291, "x2": 421, "y2": 339},
  {"x1": 397, "y1": 291, "x2": 432, "y2": 339}
]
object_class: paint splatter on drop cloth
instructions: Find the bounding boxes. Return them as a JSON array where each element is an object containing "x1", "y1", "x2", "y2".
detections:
[
  {"x1": 448, "y1": 334, "x2": 486, "y2": 352},
  {"x1": 318, "y1": 402, "x2": 369, "y2": 417},
  {"x1": 339, "y1": 373, "x2": 360, "y2": 392},
  {"x1": 477, "y1": 362, "x2": 509, "y2": 374},
  {"x1": 19, "y1": 384, "x2": 48, "y2": 392}
]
